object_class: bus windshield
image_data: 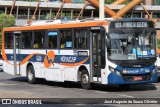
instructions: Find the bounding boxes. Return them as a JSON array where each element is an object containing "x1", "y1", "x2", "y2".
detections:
[{"x1": 107, "y1": 30, "x2": 156, "y2": 61}]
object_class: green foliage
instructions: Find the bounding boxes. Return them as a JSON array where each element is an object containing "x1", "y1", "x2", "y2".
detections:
[
  {"x1": 104, "y1": 0, "x2": 132, "y2": 4},
  {"x1": 157, "y1": 39, "x2": 160, "y2": 48},
  {"x1": 105, "y1": 0, "x2": 116, "y2": 4},
  {"x1": 0, "y1": 13, "x2": 16, "y2": 50}
]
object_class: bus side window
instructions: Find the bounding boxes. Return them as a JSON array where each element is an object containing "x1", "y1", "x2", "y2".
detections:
[
  {"x1": 22, "y1": 32, "x2": 32, "y2": 49},
  {"x1": 60, "y1": 30, "x2": 72, "y2": 49},
  {"x1": 74, "y1": 29, "x2": 88, "y2": 49},
  {"x1": 48, "y1": 31, "x2": 57, "y2": 49},
  {"x1": 33, "y1": 30, "x2": 45, "y2": 49},
  {"x1": 5, "y1": 33, "x2": 13, "y2": 49}
]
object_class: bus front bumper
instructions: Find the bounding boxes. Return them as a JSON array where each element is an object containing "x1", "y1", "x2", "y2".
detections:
[{"x1": 108, "y1": 72, "x2": 158, "y2": 84}]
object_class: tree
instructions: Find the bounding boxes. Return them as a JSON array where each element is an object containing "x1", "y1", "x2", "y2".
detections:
[
  {"x1": 105, "y1": 0, "x2": 116, "y2": 4},
  {"x1": 0, "y1": 13, "x2": 16, "y2": 50}
]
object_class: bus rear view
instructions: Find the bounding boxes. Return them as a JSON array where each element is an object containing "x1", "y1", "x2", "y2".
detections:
[{"x1": 106, "y1": 19, "x2": 158, "y2": 86}]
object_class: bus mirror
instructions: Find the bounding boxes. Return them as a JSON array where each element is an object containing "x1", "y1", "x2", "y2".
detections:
[{"x1": 106, "y1": 39, "x2": 110, "y2": 47}]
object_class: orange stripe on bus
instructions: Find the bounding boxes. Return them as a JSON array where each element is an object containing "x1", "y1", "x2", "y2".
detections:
[
  {"x1": 20, "y1": 53, "x2": 42, "y2": 65},
  {"x1": 3, "y1": 21, "x2": 108, "y2": 32}
]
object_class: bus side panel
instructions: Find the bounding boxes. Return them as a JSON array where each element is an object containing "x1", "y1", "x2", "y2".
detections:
[
  {"x1": 44, "y1": 50, "x2": 64, "y2": 82},
  {"x1": 20, "y1": 63, "x2": 27, "y2": 76},
  {"x1": 3, "y1": 50, "x2": 14, "y2": 75},
  {"x1": 64, "y1": 66, "x2": 77, "y2": 81},
  {"x1": 3, "y1": 61, "x2": 14, "y2": 75},
  {"x1": 63, "y1": 64, "x2": 90, "y2": 82},
  {"x1": 56, "y1": 50, "x2": 77, "y2": 82},
  {"x1": 20, "y1": 50, "x2": 46, "y2": 78},
  {"x1": 55, "y1": 50, "x2": 90, "y2": 82},
  {"x1": 33, "y1": 62, "x2": 42, "y2": 78}
]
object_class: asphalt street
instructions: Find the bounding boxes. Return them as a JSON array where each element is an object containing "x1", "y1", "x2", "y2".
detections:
[{"x1": 0, "y1": 71, "x2": 160, "y2": 106}]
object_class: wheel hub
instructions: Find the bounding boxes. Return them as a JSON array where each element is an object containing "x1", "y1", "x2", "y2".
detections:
[
  {"x1": 82, "y1": 74, "x2": 89, "y2": 84},
  {"x1": 28, "y1": 70, "x2": 33, "y2": 81}
]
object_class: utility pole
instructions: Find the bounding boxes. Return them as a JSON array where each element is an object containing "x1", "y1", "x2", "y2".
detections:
[{"x1": 99, "y1": 0, "x2": 104, "y2": 19}]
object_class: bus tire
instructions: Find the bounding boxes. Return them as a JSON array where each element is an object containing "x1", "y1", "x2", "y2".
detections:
[
  {"x1": 27, "y1": 65, "x2": 37, "y2": 84},
  {"x1": 80, "y1": 69, "x2": 91, "y2": 90}
]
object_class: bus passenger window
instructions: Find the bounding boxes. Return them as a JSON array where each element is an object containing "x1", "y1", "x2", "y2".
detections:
[
  {"x1": 48, "y1": 31, "x2": 57, "y2": 49},
  {"x1": 33, "y1": 31, "x2": 45, "y2": 49},
  {"x1": 74, "y1": 29, "x2": 88, "y2": 49},
  {"x1": 5, "y1": 33, "x2": 13, "y2": 49},
  {"x1": 22, "y1": 32, "x2": 32, "y2": 49},
  {"x1": 60, "y1": 30, "x2": 72, "y2": 49}
]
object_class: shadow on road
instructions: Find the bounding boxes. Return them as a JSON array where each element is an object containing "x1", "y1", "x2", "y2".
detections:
[
  {"x1": 9, "y1": 76, "x2": 28, "y2": 82},
  {"x1": 157, "y1": 77, "x2": 160, "y2": 82},
  {"x1": 91, "y1": 83, "x2": 157, "y2": 92},
  {"x1": 9, "y1": 76, "x2": 157, "y2": 92}
]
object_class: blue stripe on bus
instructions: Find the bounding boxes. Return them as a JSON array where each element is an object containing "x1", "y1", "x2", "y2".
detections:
[{"x1": 6, "y1": 54, "x2": 90, "y2": 64}]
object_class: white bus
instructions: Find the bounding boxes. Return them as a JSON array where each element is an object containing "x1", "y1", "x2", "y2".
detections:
[{"x1": 2, "y1": 18, "x2": 158, "y2": 89}]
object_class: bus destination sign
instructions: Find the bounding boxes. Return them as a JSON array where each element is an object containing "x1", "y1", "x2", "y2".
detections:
[{"x1": 115, "y1": 22, "x2": 148, "y2": 28}]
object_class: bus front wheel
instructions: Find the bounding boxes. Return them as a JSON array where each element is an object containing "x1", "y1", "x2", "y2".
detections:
[
  {"x1": 80, "y1": 69, "x2": 91, "y2": 90},
  {"x1": 27, "y1": 65, "x2": 37, "y2": 84}
]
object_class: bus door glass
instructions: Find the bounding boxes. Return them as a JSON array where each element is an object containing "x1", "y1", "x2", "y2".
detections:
[
  {"x1": 91, "y1": 27, "x2": 101, "y2": 79},
  {"x1": 13, "y1": 32, "x2": 21, "y2": 75}
]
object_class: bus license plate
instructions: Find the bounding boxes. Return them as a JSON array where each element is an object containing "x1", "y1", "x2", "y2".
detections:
[{"x1": 134, "y1": 76, "x2": 142, "y2": 81}]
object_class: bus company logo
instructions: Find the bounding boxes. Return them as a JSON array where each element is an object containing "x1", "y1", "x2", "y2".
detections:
[
  {"x1": 36, "y1": 55, "x2": 42, "y2": 61},
  {"x1": 127, "y1": 70, "x2": 139, "y2": 73},
  {"x1": 60, "y1": 56, "x2": 76, "y2": 63},
  {"x1": 44, "y1": 51, "x2": 55, "y2": 68}
]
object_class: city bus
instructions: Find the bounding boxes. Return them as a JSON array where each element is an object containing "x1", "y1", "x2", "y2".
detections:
[{"x1": 2, "y1": 18, "x2": 158, "y2": 89}]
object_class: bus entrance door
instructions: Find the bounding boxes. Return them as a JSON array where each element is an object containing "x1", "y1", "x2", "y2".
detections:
[
  {"x1": 91, "y1": 30, "x2": 101, "y2": 82},
  {"x1": 13, "y1": 32, "x2": 21, "y2": 75}
]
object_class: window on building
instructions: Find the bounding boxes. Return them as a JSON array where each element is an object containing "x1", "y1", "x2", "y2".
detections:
[
  {"x1": 60, "y1": 29, "x2": 72, "y2": 49},
  {"x1": 22, "y1": 32, "x2": 32, "y2": 49},
  {"x1": 5, "y1": 33, "x2": 13, "y2": 49},
  {"x1": 152, "y1": 0, "x2": 160, "y2": 5},
  {"x1": 74, "y1": 29, "x2": 88, "y2": 49},
  {"x1": 33, "y1": 30, "x2": 45, "y2": 49},
  {"x1": 48, "y1": 31, "x2": 57, "y2": 49},
  {"x1": 132, "y1": 13, "x2": 141, "y2": 18}
]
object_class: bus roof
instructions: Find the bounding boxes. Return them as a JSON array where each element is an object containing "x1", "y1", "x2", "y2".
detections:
[
  {"x1": 109, "y1": 18, "x2": 152, "y2": 22},
  {"x1": 3, "y1": 19, "x2": 108, "y2": 32}
]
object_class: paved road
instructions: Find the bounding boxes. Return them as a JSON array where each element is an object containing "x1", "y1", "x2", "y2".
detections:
[{"x1": 0, "y1": 72, "x2": 160, "y2": 106}]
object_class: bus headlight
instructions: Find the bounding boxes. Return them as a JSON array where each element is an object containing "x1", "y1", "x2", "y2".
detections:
[
  {"x1": 151, "y1": 68, "x2": 157, "y2": 75},
  {"x1": 109, "y1": 66, "x2": 114, "y2": 72},
  {"x1": 109, "y1": 66, "x2": 121, "y2": 76},
  {"x1": 115, "y1": 69, "x2": 121, "y2": 76}
]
